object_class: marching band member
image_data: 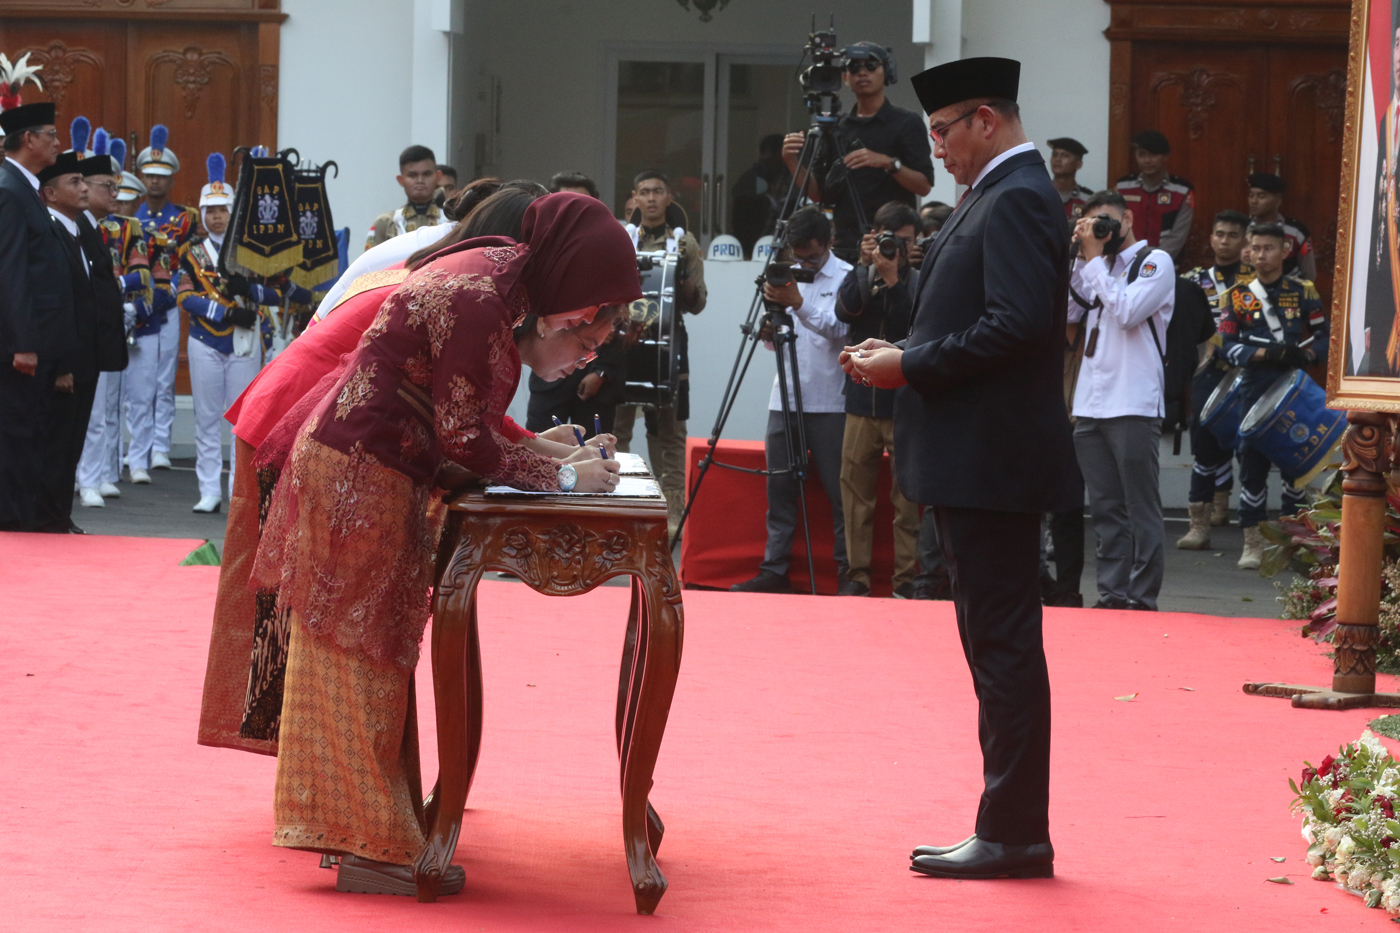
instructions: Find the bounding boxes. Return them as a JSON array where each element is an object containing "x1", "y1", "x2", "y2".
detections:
[
  {"x1": 135, "y1": 124, "x2": 197, "y2": 473},
  {"x1": 175, "y1": 153, "x2": 288, "y2": 513},
  {"x1": 76, "y1": 131, "x2": 151, "y2": 506}
]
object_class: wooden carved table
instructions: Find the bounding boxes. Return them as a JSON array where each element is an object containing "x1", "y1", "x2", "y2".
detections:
[{"x1": 413, "y1": 488, "x2": 683, "y2": 913}]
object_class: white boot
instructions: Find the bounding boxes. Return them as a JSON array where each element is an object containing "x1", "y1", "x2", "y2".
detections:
[
  {"x1": 130, "y1": 468, "x2": 151, "y2": 484},
  {"x1": 98, "y1": 482, "x2": 121, "y2": 498},
  {"x1": 151, "y1": 451, "x2": 172, "y2": 470},
  {"x1": 78, "y1": 487, "x2": 106, "y2": 508},
  {"x1": 192, "y1": 495, "x2": 221, "y2": 513},
  {"x1": 1238, "y1": 526, "x2": 1266, "y2": 570},
  {"x1": 1176, "y1": 502, "x2": 1211, "y2": 550}
]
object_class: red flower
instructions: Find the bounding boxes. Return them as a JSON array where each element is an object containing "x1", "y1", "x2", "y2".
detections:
[
  {"x1": 1377, "y1": 796, "x2": 1395, "y2": 819},
  {"x1": 1384, "y1": 837, "x2": 1397, "y2": 849},
  {"x1": 1319, "y1": 755, "x2": 1337, "y2": 778},
  {"x1": 1302, "y1": 766, "x2": 1318, "y2": 785}
]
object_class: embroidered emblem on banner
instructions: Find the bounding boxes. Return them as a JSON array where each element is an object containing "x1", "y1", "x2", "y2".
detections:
[
  {"x1": 257, "y1": 193, "x2": 279, "y2": 224},
  {"x1": 298, "y1": 209, "x2": 318, "y2": 239}
]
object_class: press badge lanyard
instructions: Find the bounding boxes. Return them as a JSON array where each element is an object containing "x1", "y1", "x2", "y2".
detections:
[{"x1": 1247, "y1": 278, "x2": 1286, "y2": 342}]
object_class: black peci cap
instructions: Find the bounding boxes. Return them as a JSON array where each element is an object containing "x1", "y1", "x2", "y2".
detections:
[
  {"x1": 1047, "y1": 137, "x2": 1087, "y2": 157},
  {"x1": 79, "y1": 154, "x2": 114, "y2": 177},
  {"x1": 0, "y1": 101, "x2": 57, "y2": 137},
  {"x1": 910, "y1": 57, "x2": 1020, "y2": 115},
  {"x1": 37, "y1": 149, "x2": 85, "y2": 185},
  {"x1": 1246, "y1": 172, "x2": 1286, "y2": 194},
  {"x1": 1131, "y1": 130, "x2": 1171, "y2": 154}
]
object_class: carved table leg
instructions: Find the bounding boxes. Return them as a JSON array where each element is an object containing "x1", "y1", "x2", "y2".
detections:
[
  {"x1": 617, "y1": 578, "x2": 665, "y2": 855},
  {"x1": 619, "y1": 537, "x2": 684, "y2": 914},
  {"x1": 415, "y1": 556, "x2": 486, "y2": 902}
]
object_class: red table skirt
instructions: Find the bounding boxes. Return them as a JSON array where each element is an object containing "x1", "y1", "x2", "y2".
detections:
[{"x1": 680, "y1": 436, "x2": 906, "y2": 597}]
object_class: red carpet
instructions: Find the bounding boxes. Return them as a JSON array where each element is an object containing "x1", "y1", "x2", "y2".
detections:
[{"x1": 2, "y1": 531, "x2": 1396, "y2": 931}]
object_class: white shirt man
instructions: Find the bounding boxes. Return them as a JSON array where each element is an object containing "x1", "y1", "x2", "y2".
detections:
[
  {"x1": 1067, "y1": 195, "x2": 1175, "y2": 612},
  {"x1": 766, "y1": 249, "x2": 853, "y2": 414}
]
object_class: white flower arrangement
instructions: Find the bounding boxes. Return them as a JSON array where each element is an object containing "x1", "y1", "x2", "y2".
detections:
[{"x1": 1293, "y1": 730, "x2": 1400, "y2": 913}]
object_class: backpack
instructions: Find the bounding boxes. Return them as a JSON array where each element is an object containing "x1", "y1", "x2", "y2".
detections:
[{"x1": 1125, "y1": 250, "x2": 1216, "y2": 449}]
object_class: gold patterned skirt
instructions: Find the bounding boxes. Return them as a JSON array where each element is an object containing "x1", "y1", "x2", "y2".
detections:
[{"x1": 273, "y1": 615, "x2": 427, "y2": 864}]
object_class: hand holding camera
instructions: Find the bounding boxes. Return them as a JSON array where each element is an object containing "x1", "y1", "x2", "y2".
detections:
[{"x1": 1072, "y1": 213, "x2": 1122, "y2": 262}]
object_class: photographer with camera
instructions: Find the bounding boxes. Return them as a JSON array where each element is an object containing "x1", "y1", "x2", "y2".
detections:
[
  {"x1": 782, "y1": 42, "x2": 933, "y2": 264},
  {"x1": 1068, "y1": 190, "x2": 1175, "y2": 611},
  {"x1": 730, "y1": 206, "x2": 853, "y2": 594},
  {"x1": 834, "y1": 201, "x2": 924, "y2": 598}
]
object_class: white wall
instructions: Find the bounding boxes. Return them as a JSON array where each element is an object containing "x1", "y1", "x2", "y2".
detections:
[
  {"x1": 962, "y1": 0, "x2": 1112, "y2": 190},
  {"x1": 279, "y1": 0, "x2": 447, "y2": 254}
]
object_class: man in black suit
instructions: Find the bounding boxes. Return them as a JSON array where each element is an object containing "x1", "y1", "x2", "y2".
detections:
[
  {"x1": 845, "y1": 57, "x2": 1078, "y2": 879},
  {"x1": 0, "y1": 102, "x2": 77, "y2": 532}
]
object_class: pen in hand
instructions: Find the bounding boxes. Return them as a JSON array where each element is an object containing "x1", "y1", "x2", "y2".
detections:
[{"x1": 594, "y1": 413, "x2": 602, "y2": 437}]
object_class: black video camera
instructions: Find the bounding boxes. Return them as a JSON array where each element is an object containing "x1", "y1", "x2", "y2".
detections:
[
  {"x1": 799, "y1": 16, "x2": 846, "y2": 118},
  {"x1": 766, "y1": 261, "x2": 817, "y2": 287}
]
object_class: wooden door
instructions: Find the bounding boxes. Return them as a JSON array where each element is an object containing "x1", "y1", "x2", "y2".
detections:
[
  {"x1": 1267, "y1": 47, "x2": 1349, "y2": 306},
  {"x1": 1130, "y1": 43, "x2": 1268, "y2": 267}
]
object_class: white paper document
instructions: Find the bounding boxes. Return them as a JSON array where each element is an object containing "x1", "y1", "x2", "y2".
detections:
[
  {"x1": 616, "y1": 452, "x2": 649, "y2": 475},
  {"x1": 484, "y1": 476, "x2": 663, "y2": 498}
]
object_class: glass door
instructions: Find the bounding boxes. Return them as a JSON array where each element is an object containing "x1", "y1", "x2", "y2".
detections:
[
  {"x1": 714, "y1": 57, "x2": 808, "y2": 256},
  {"x1": 612, "y1": 55, "x2": 716, "y2": 236}
]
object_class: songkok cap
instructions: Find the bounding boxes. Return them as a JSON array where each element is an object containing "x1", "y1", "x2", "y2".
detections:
[
  {"x1": 117, "y1": 170, "x2": 146, "y2": 202},
  {"x1": 37, "y1": 149, "x2": 85, "y2": 185},
  {"x1": 1131, "y1": 129, "x2": 1170, "y2": 154},
  {"x1": 1247, "y1": 172, "x2": 1286, "y2": 194},
  {"x1": 1047, "y1": 137, "x2": 1087, "y2": 157},
  {"x1": 199, "y1": 152, "x2": 231, "y2": 208},
  {"x1": 137, "y1": 124, "x2": 180, "y2": 176},
  {"x1": 0, "y1": 101, "x2": 56, "y2": 137},
  {"x1": 844, "y1": 42, "x2": 897, "y2": 84},
  {"x1": 909, "y1": 57, "x2": 1020, "y2": 116}
]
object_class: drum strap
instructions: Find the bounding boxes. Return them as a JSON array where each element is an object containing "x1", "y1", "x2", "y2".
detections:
[{"x1": 1247, "y1": 278, "x2": 1286, "y2": 342}]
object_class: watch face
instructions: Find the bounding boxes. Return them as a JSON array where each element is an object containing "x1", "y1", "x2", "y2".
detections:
[{"x1": 558, "y1": 463, "x2": 578, "y2": 490}]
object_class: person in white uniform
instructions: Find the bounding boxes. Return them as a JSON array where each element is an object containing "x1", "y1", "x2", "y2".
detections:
[{"x1": 176, "y1": 153, "x2": 284, "y2": 513}]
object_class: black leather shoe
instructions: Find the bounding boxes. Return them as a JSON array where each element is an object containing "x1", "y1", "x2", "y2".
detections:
[
  {"x1": 1092, "y1": 595, "x2": 1129, "y2": 610},
  {"x1": 910, "y1": 834, "x2": 976, "y2": 859},
  {"x1": 909, "y1": 837, "x2": 1053, "y2": 879},
  {"x1": 837, "y1": 577, "x2": 870, "y2": 596},
  {"x1": 730, "y1": 570, "x2": 792, "y2": 594},
  {"x1": 1125, "y1": 599, "x2": 1157, "y2": 611}
]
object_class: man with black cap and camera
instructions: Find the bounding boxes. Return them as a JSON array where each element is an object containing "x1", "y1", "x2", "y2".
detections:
[
  {"x1": 1115, "y1": 130, "x2": 1194, "y2": 261},
  {"x1": 0, "y1": 98, "x2": 79, "y2": 532},
  {"x1": 1246, "y1": 173, "x2": 1315, "y2": 282},
  {"x1": 1048, "y1": 137, "x2": 1093, "y2": 221},
  {"x1": 781, "y1": 42, "x2": 933, "y2": 264},
  {"x1": 844, "y1": 57, "x2": 1078, "y2": 880}
]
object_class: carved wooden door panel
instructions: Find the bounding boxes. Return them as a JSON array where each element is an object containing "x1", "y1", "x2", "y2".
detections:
[
  {"x1": 1267, "y1": 47, "x2": 1348, "y2": 308},
  {"x1": 1131, "y1": 43, "x2": 1268, "y2": 269},
  {"x1": 0, "y1": 22, "x2": 125, "y2": 134}
]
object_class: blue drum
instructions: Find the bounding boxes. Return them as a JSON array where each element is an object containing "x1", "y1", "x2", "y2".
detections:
[
  {"x1": 1200, "y1": 367, "x2": 1245, "y2": 448},
  {"x1": 1238, "y1": 370, "x2": 1347, "y2": 488}
]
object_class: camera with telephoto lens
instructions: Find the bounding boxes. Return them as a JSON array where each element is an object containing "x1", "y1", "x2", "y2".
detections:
[
  {"x1": 1091, "y1": 214, "x2": 1119, "y2": 241},
  {"x1": 876, "y1": 230, "x2": 905, "y2": 260}
]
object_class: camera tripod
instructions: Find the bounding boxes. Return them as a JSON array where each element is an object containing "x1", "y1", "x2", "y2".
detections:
[{"x1": 669, "y1": 110, "x2": 870, "y2": 595}]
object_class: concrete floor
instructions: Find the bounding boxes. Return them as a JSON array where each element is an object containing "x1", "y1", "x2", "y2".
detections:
[{"x1": 70, "y1": 445, "x2": 1298, "y2": 620}]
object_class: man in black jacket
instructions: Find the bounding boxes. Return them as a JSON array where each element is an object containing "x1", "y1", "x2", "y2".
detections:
[
  {"x1": 846, "y1": 58, "x2": 1077, "y2": 880},
  {"x1": 835, "y1": 200, "x2": 922, "y2": 598},
  {"x1": 0, "y1": 101, "x2": 76, "y2": 532}
]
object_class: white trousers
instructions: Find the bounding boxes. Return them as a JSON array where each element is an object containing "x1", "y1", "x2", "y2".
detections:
[
  {"x1": 188, "y1": 337, "x2": 261, "y2": 500},
  {"x1": 123, "y1": 332, "x2": 161, "y2": 471},
  {"x1": 76, "y1": 370, "x2": 124, "y2": 489},
  {"x1": 153, "y1": 310, "x2": 180, "y2": 455}
]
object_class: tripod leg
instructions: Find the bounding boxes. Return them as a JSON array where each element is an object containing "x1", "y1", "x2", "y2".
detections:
[{"x1": 785, "y1": 334, "x2": 818, "y2": 595}]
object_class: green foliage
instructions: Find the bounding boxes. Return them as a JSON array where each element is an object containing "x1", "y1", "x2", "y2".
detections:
[{"x1": 1372, "y1": 716, "x2": 1400, "y2": 743}]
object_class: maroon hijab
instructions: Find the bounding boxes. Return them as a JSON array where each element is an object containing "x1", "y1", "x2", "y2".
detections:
[{"x1": 517, "y1": 192, "x2": 642, "y2": 315}]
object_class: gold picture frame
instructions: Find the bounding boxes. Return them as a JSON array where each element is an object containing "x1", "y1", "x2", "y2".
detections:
[{"x1": 1330, "y1": 0, "x2": 1400, "y2": 408}]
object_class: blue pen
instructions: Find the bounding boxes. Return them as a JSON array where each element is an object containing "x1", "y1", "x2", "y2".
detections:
[
  {"x1": 594, "y1": 413, "x2": 603, "y2": 437},
  {"x1": 573, "y1": 424, "x2": 585, "y2": 445},
  {"x1": 551, "y1": 415, "x2": 564, "y2": 427},
  {"x1": 599, "y1": 445, "x2": 608, "y2": 459}
]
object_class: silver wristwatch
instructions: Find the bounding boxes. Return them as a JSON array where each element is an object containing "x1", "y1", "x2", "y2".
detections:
[
  {"x1": 558, "y1": 463, "x2": 578, "y2": 492},
  {"x1": 887, "y1": 158, "x2": 902, "y2": 174}
]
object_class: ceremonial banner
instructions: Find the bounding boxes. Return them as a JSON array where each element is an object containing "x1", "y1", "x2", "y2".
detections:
[
  {"x1": 288, "y1": 164, "x2": 338, "y2": 290},
  {"x1": 222, "y1": 150, "x2": 303, "y2": 278}
]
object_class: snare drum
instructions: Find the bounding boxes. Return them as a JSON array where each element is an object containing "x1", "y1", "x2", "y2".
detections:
[
  {"x1": 1238, "y1": 370, "x2": 1346, "y2": 488},
  {"x1": 1200, "y1": 366, "x2": 1245, "y2": 448},
  {"x1": 621, "y1": 251, "x2": 680, "y2": 409}
]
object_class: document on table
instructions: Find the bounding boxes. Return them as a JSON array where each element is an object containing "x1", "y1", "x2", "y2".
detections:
[
  {"x1": 616, "y1": 452, "x2": 649, "y2": 475},
  {"x1": 484, "y1": 476, "x2": 663, "y2": 498}
]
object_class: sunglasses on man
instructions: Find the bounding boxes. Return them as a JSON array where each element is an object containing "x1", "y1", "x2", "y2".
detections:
[{"x1": 845, "y1": 59, "x2": 882, "y2": 75}]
